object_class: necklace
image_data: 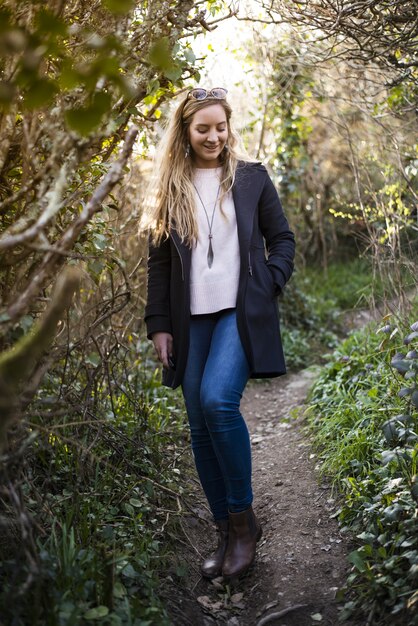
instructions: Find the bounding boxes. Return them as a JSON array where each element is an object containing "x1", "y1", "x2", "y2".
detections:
[{"x1": 193, "y1": 182, "x2": 221, "y2": 268}]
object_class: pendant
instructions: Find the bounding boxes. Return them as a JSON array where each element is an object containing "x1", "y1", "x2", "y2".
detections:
[{"x1": 207, "y1": 235, "x2": 214, "y2": 268}]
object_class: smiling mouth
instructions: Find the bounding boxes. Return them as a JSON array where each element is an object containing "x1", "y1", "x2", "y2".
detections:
[{"x1": 204, "y1": 145, "x2": 219, "y2": 151}]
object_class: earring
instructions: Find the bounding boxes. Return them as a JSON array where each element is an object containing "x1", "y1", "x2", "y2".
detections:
[
  {"x1": 223, "y1": 144, "x2": 229, "y2": 152},
  {"x1": 185, "y1": 142, "x2": 190, "y2": 158}
]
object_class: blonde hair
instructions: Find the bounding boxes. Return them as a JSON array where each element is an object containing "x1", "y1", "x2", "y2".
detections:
[{"x1": 148, "y1": 93, "x2": 251, "y2": 246}]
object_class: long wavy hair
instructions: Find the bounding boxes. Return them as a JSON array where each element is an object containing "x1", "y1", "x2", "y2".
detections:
[{"x1": 148, "y1": 92, "x2": 251, "y2": 246}]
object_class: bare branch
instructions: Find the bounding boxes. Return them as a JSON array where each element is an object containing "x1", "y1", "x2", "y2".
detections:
[
  {"x1": 0, "y1": 157, "x2": 75, "y2": 251},
  {"x1": 250, "y1": 0, "x2": 418, "y2": 88},
  {"x1": 5, "y1": 126, "x2": 139, "y2": 323}
]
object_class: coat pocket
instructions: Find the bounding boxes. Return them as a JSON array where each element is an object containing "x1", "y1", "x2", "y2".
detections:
[
  {"x1": 261, "y1": 261, "x2": 276, "y2": 298},
  {"x1": 250, "y1": 257, "x2": 276, "y2": 300}
]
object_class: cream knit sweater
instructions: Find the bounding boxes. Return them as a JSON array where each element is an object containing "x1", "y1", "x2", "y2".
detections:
[{"x1": 190, "y1": 167, "x2": 240, "y2": 315}]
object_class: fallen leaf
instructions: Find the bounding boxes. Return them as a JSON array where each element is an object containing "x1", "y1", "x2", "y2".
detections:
[
  {"x1": 197, "y1": 596, "x2": 211, "y2": 608},
  {"x1": 197, "y1": 595, "x2": 225, "y2": 613},
  {"x1": 210, "y1": 577, "x2": 224, "y2": 590},
  {"x1": 231, "y1": 592, "x2": 244, "y2": 604}
]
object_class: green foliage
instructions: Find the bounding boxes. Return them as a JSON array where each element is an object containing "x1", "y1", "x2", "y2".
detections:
[
  {"x1": 280, "y1": 256, "x2": 416, "y2": 370},
  {"x1": 0, "y1": 1, "x2": 199, "y2": 126},
  {"x1": 0, "y1": 339, "x2": 188, "y2": 625},
  {"x1": 281, "y1": 258, "x2": 380, "y2": 369},
  {"x1": 103, "y1": 0, "x2": 136, "y2": 14},
  {"x1": 300, "y1": 258, "x2": 385, "y2": 311},
  {"x1": 243, "y1": 23, "x2": 417, "y2": 269},
  {"x1": 329, "y1": 164, "x2": 418, "y2": 249},
  {"x1": 307, "y1": 309, "x2": 418, "y2": 624}
]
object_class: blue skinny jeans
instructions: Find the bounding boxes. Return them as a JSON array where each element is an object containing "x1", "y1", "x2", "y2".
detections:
[{"x1": 182, "y1": 308, "x2": 252, "y2": 521}]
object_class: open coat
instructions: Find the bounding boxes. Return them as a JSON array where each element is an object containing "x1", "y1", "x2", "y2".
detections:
[{"x1": 145, "y1": 161, "x2": 296, "y2": 389}]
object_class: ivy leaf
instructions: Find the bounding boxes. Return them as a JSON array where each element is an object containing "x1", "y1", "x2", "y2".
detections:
[
  {"x1": 381, "y1": 450, "x2": 398, "y2": 465},
  {"x1": 348, "y1": 550, "x2": 367, "y2": 572},
  {"x1": 383, "y1": 504, "x2": 403, "y2": 522},
  {"x1": 84, "y1": 606, "x2": 109, "y2": 620},
  {"x1": 404, "y1": 331, "x2": 418, "y2": 345},
  {"x1": 356, "y1": 531, "x2": 376, "y2": 543},
  {"x1": 382, "y1": 419, "x2": 398, "y2": 444},
  {"x1": 113, "y1": 582, "x2": 126, "y2": 598},
  {"x1": 391, "y1": 357, "x2": 411, "y2": 376},
  {"x1": 121, "y1": 563, "x2": 139, "y2": 579}
]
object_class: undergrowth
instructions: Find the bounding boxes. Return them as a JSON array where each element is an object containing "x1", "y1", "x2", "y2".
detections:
[
  {"x1": 281, "y1": 258, "x2": 375, "y2": 369},
  {"x1": 281, "y1": 257, "x2": 414, "y2": 370},
  {"x1": 307, "y1": 306, "x2": 418, "y2": 625},
  {"x1": 0, "y1": 339, "x2": 189, "y2": 626}
]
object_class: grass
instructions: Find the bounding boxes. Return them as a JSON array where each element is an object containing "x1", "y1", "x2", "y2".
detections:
[{"x1": 280, "y1": 256, "x2": 415, "y2": 370}]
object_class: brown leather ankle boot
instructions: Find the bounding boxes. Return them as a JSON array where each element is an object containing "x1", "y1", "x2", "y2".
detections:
[
  {"x1": 222, "y1": 506, "x2": 262, "y2": 580},
  {"x1": 201, "y1": 519, "x2": 229, "y2": 579}
]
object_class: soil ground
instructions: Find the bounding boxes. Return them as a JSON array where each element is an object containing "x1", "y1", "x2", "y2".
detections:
[{"x1": 164, "y1": 368, "x2": 360, "y2": 626}]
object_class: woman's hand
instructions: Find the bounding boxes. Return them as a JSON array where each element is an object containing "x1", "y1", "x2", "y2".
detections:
[{"x1": 151, "y1": 332, "x2": 174, "y2": 369}]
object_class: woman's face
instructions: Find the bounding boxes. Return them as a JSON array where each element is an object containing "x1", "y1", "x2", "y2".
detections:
[{"x1": 188, "y1": 103, "x2": 228, "y2": 168}]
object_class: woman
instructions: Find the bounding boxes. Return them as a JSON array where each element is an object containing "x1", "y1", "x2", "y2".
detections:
[{"x1": 145, "y1": 87, "x2": 295, "y2": 580}]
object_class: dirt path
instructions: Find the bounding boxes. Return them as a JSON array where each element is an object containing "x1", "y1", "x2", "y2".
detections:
[{"x1": 166, "y1": 369, "x2": 359, "y2": 626}]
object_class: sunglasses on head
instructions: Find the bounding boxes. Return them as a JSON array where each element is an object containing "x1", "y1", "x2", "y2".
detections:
[{"x1": 187, "y1": 87, "x2": 228, "y2": 101}]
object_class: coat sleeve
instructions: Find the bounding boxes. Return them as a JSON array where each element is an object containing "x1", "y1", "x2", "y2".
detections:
[
  {"x1": 258, "y1": 169, "x2": 295, "y2": 294},
  {"x1": 144, "y1": 234, "x2": 173, "y2": 339}
]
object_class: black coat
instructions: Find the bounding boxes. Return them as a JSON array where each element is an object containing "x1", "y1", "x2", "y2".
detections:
[{"x1": 145, "y1": 161, "x2": 295, "y2": 389}]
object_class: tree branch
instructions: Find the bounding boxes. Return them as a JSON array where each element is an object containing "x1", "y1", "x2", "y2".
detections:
[
  {"x1": 0, "y1": 266, "x2": 81, "y2": 450},
  {"x1": 4, "y1": 126, "x2": 139, "y2": 323}
]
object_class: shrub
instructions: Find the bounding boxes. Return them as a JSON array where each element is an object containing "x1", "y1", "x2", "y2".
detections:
[
  {"x1": 0, "y1": 339, "x2": 188, "y2": 625},
  {"x1": 307, "y1": 312, "x2": 418, "y2": 625}
]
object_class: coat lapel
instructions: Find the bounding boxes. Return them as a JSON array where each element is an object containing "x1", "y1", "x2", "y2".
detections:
[{"x1": 232, "y1": 164, "x2": 262, "y2": 257}]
